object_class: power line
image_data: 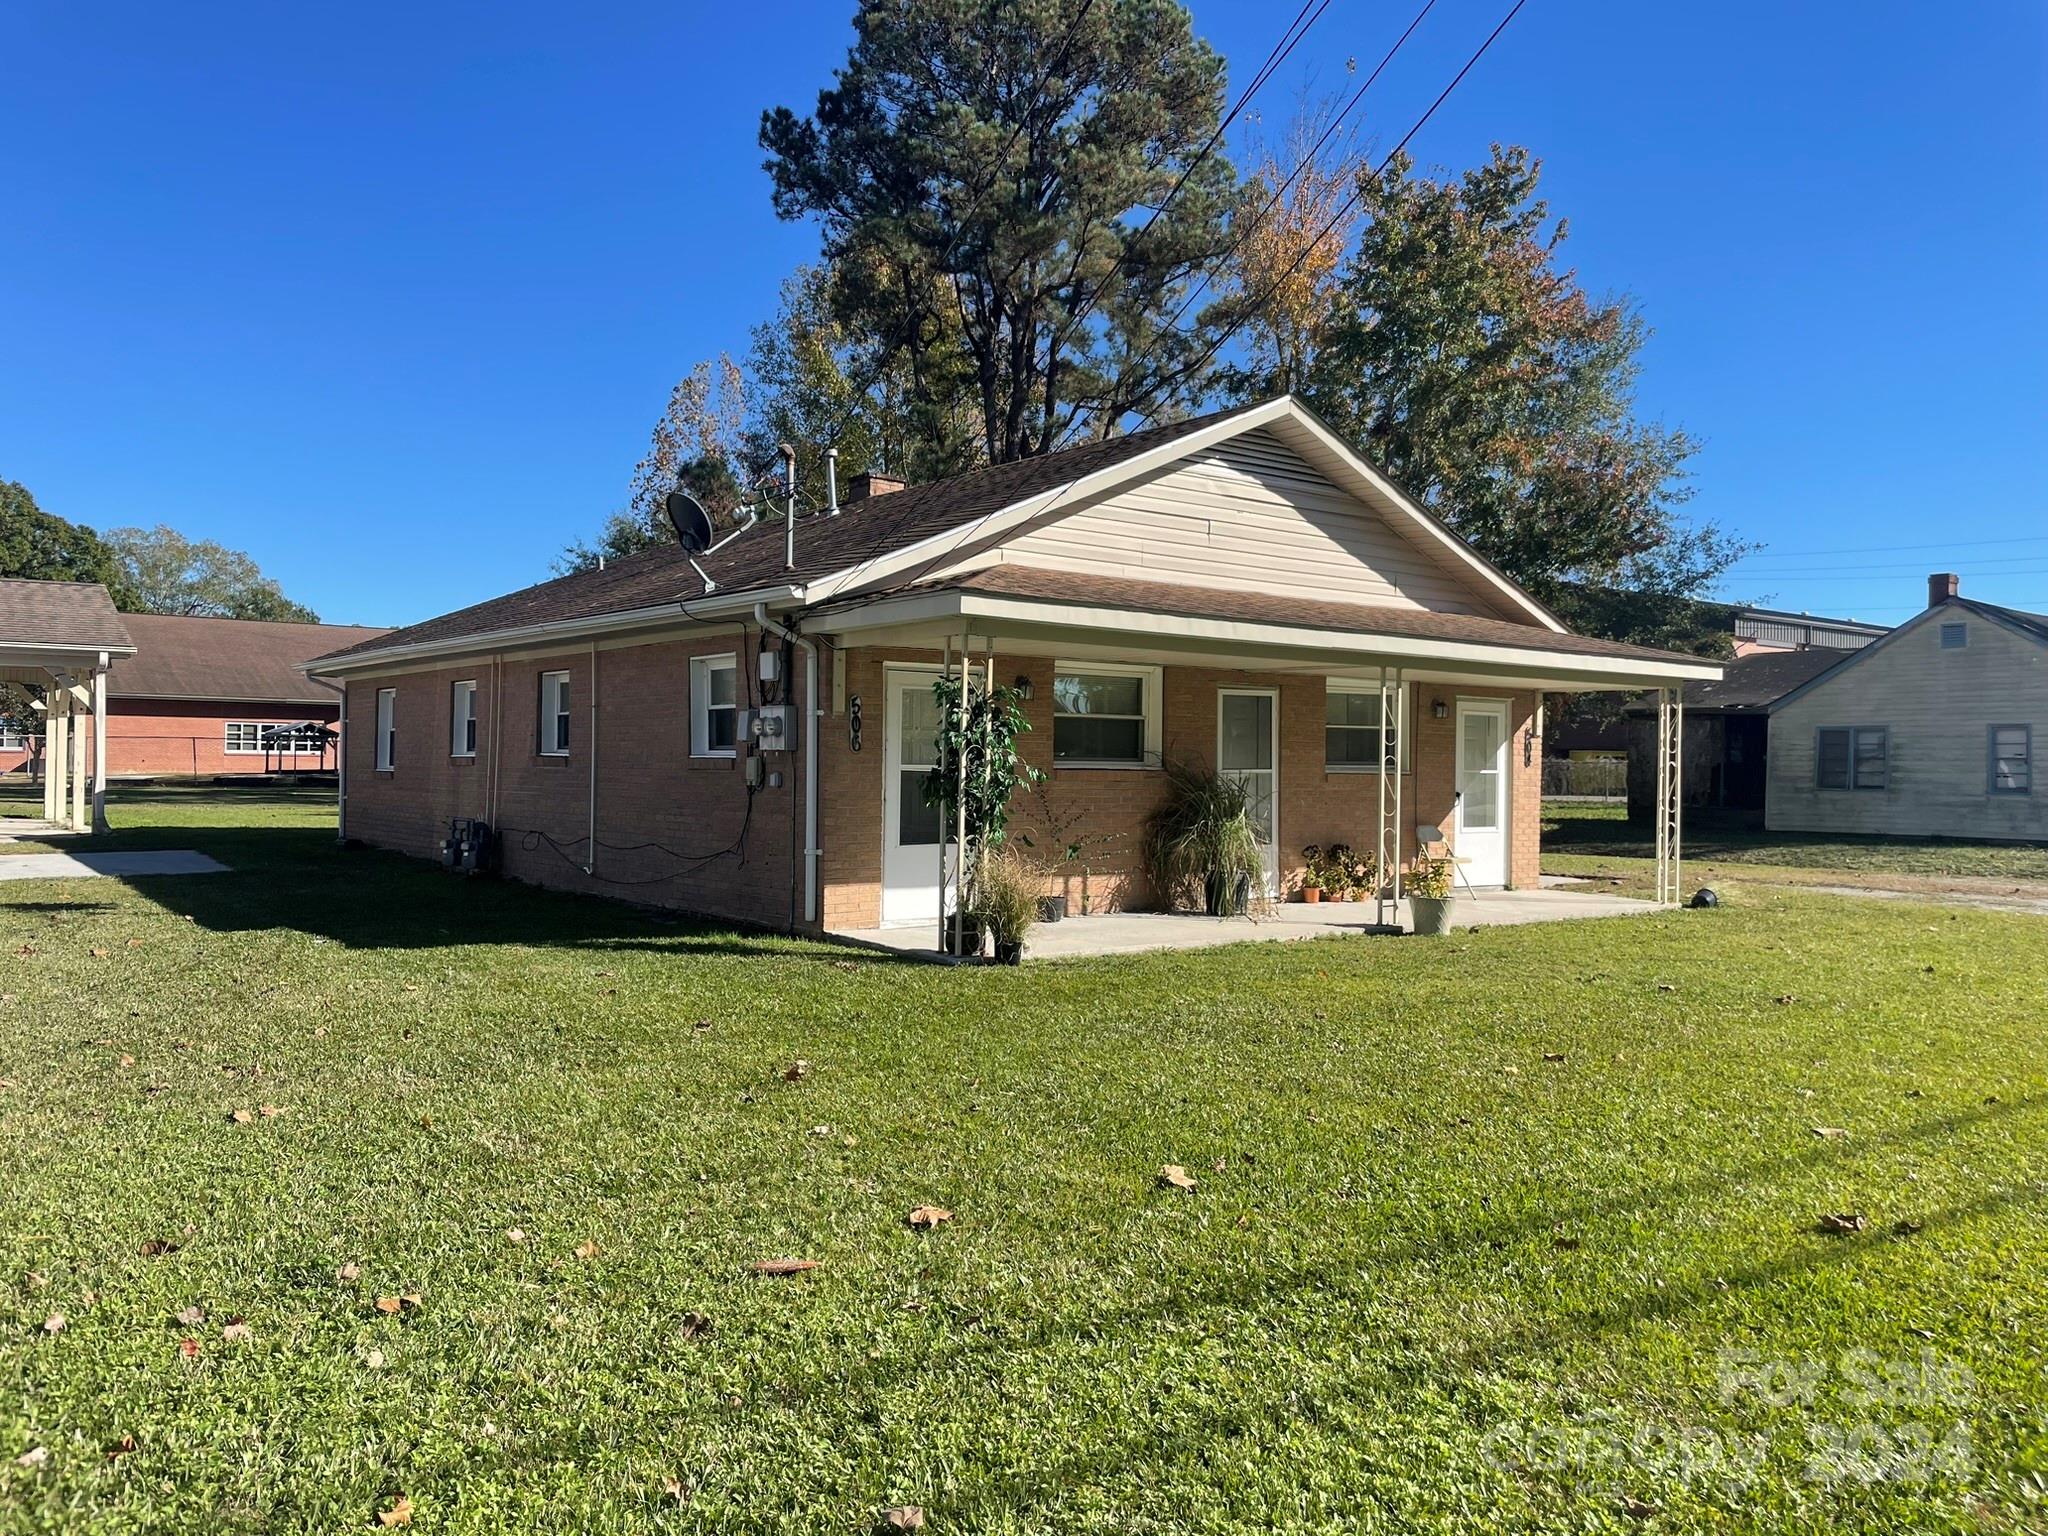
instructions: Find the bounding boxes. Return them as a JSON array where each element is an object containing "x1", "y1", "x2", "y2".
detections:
[
  {"x1": 825, "y1": 0, "x2": 1527, "y2": 602},
  {"x1": 1729, "y1": 534, "x2": 2048, "y2": 563}
]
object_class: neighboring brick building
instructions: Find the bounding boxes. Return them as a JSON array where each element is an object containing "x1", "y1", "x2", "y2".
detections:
[
  {"x1": 2, "y1": 612, "x2": 388, "y2": 781},
  {"x1": 308, "y1": 397, "x2": 1717, "y2": 940}
]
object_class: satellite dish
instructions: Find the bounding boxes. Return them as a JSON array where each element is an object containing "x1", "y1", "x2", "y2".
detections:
[{"x1": 664, "y1": 489, "x2": 715, "y2": 553}]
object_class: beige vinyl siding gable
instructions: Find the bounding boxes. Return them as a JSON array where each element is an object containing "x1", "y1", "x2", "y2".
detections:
[
  {"x1": 964, "y1": 428, "x2": 1521, "y2": 621},
  {"x1": 1767, "y1": 607, "x2": 2048, "y2": 841}
]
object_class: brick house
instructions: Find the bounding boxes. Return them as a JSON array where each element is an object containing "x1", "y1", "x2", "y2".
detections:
[
  {"x1": 2, "y1": 611, "x2": 389, "y2": 782},
  {"x1": 306, "y1": 397, "x2": 1719, "y2": 938}
]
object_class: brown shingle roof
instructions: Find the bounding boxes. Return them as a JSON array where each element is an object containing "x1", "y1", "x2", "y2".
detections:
[
  {"x1": 0, "y1": 579, "x2": 135, "y2": 653},
  {"x1": 942, "y1": 565, "x2": 1713, "y2": 667},
  {"x1": 313, "y1": 404, "x2": 1262, "y2": 664},
  {"x1": 112, "y1": 614, "x2": 390, "y2": 703}
]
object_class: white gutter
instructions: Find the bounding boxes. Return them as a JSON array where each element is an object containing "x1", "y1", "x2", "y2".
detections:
[
  {"x1": 302, "y1": 586, "x2": 806, "y2": 680},
  {"x1": 755, "y1": 602, "x2": 819, "y2": 927},
  {"x1": 821, "y1": 589, "x2": 1725, "y2": 685}
]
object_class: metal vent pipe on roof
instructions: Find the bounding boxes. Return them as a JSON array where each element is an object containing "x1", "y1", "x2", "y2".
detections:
[
  {"x1": 781, "y1": 443, "x2": 797, "y2": 572},
  {"x1": 826, "y1": 447, "x2": 839, "y2": 516}
]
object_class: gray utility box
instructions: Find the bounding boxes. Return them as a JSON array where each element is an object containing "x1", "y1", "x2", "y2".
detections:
[{"x1": 738, "y1": 704, "x2": 796, "y2": 752}]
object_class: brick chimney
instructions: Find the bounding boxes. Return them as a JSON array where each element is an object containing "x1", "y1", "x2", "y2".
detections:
[
  {"x1": 1927, "y1": 571, "x2": 1960, "y2": 608},
  {"x1": 845, "y1": 472, "x2": 906, "y2": 504}
]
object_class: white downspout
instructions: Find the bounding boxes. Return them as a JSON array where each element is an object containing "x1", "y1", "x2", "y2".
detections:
[
  {"x1": 755, "y1": 601, "x2": 818, "y2": 927},
  {"x1": 584, "y1": 640, "x2": 599, "y2": 876},
  {"x1": 317, "y1": 677, "x2": 347, "y2": 842}
]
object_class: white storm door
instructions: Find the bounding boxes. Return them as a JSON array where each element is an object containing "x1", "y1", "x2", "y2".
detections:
[
  {"x1": 1454, "y1": 698, "x2": 1509, "y2": 888},
  {"x1": 881, "y1": 667, "x2": 953, "y2": 926},
  {"x1": 1217, "y1": 688, "x2": 1280, "y2": 897}
]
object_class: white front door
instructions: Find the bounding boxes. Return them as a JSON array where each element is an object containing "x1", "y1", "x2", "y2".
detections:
[
  {"x1": 1217, "y1": 688, "x2": 1280, "y2": 897},
  {"x1": 881, "y1": 666, "x2": 954, "y2": 926},
  {"x1": 1454, "y1": 698, "x2": 1509, "y2": 888}
]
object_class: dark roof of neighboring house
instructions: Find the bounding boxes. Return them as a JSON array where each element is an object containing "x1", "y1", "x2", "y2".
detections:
[
  {"x1": 0, "y1": 578, "x2": 135, "y2": 654},
  {"x1": 939, "y1": 566, "x2": 1709, "y2": 667},
  {"x1": 1660, "y1": 646, "x2": 1849, "y2": 713},
  {"x1": 111, "y1": 614, "x2": 391, "y2": 703},
  {"x1": 314, "y1": 404, "x2": 1268, "y2": 664}
]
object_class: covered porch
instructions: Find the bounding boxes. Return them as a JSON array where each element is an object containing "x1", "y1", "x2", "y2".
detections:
[
  {"x1": 811, "y1": 567, "x2": 1717, "y2": 951},
  {"x1": 0, "y1": 580, "x2": 136, "y2": 834}
]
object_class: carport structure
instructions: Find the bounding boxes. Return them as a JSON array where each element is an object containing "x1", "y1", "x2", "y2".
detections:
[{"x1": 0, "y1": 579, "x2": 135, "y2": 833}]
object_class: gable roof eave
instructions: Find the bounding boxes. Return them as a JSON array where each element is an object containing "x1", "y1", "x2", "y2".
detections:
[{"x1": 1766, "y1": 596, "x2": 2048, "y2": 715}]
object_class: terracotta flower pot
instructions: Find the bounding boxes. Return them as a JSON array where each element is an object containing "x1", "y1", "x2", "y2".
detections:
[{"x1": 1301, "y1": 887, "x2": 1323, "y2": 904}]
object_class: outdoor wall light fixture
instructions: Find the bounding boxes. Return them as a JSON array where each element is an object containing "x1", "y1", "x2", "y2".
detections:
[
  {"x1": 1431, "y1": 698, "x2": 1448, "y2": 719},
  {"x1": 1013, "y1": 675, "x2": 1034, "y2": 700}
]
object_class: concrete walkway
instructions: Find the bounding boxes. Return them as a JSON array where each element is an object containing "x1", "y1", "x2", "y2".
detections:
[
  {"x1": 836, "y1": 887, "x2": 1659, "y2": 962},
  {"x1": 0, "y1": 850, "x2": 229, "y2": 881}
]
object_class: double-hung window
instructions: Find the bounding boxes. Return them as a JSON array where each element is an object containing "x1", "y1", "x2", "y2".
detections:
[
  {"x1": 538, "y1": 670, "x2": 571, "y2": 756},
  {"x1": 1990, "y1": 725, "x2": 2032, "y2": 795},
  {"x1": 451, "y1": 681, "x2": 478, "y2": 757},
  {"x1": 1816, "y1": 726, "x2": 1886, "y2": 790},
  {"x1": 1325, "y1": 682, "x2": 1409, "y2": 772},
  {"x1": 224, "y1": 722, "x2": 265, "y2": 755},
  {"x1": 1052, "y1": 663, "x2": 1160, "y2": 767},
  {"x1": 375, "y1": 688, "x2": 397, "y2": 771},
  {"x1": 691, "y1": 654, "x2": 738, "y2": 756}
]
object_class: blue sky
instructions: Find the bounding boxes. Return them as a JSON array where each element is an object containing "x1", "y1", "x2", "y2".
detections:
[{"x1": 2, "y1": 1, "x2": 2042, "y2": 629}]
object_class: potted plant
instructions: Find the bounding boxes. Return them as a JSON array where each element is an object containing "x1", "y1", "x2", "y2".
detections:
[
  {"x1": 1298, "y1": 844, "x2": 1326, "y2": 903},
  {"x1": 971, "y1": 845, "x2": 1039, "y2": 964},
  {"x1": 921, "y1": 678, "x2": 1040, "y2": 956},
  {"x1": 1344, "y1": 847, "x2": 1379, "y2": 902},
  {"x1": 1406, "y1": 854, "x2": 1456, "y2": 935},
  {"x1": 1143, "y1": 760, "x2": 1265, "y2": 917}
]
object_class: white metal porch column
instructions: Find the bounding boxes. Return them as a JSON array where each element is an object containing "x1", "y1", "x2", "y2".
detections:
[{"x1": 1653, "y1": 687, "x2": 1684, "y2": 906}]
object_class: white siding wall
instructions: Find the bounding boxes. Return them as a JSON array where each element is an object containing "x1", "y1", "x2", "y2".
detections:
[
  {"x1": 1767, "y1": 608, "x2": 2048, "y2": 840},
  {"x1": 971, "y1": 428, "x2": 1519, "y2": 620}
]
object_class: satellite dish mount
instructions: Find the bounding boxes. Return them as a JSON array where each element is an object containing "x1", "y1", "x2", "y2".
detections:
[{"x1": 665, "y1": 488, "x2": 720, "y2": 593}]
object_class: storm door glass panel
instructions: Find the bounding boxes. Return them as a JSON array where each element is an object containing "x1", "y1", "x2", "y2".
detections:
[
  {"x1": 897, "y1": 681, "x2": 944, "y2": 846},
  {"x1": 1458, "y1": 710, "x2": 1502, "y2": 829}
]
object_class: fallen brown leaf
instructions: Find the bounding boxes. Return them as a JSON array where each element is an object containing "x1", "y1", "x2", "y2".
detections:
[
  {"x1": 104, "y1": 1434, "x2": 137, "y2": 1459},
  {"x1": 1158, "y1": 1164, "x2": 1198, "y2": 1192},
  {"x1": 118, "y1": 1054, "x2": 135, "y2": 1068},
  {"x1": 783, "y1": 1060, "x2": 812, "y2": 1082},
  {"x1": 140, "y1": 1238, "x2": 180, "y2": 1258},
  {"x1": 1773, "y1": 994, "x2": 1798, "y2": 1005},
  {"x1": 1542, "y1": 1052, "x2": 1566, "y2": 1063},
  {"x1": 337, "y1": 1262, "x2": 362, "y2": 1283},
  {"x1": 177, "y1": 1337, "x2": 201, "y2": 1360},
  {"x1": 679, "y1": 1310, "x2": 713, "y2": 1339},
  {"x1": 880, "y1": 1507, "x2": 926, "y2": 1531},
  {"x1": 258, "y1": 1104, "x2": 282, "y2": 1119},
  {"x1": 751, "y1": 1258, "x2": 820, "y2": 1276},
  {"x1": 126, "y1": 938, "x2": 144, "y2": 949},
  {"x1": 907, "y1": 1205, "x2": 952, "y2": 1230},
  {"x1": 1811, "y1": 1126, "x2": 1849, "y2": 1140},
  {"x1": 227, "y1": 1109, "x2": 255, "y2": 1126},
  {"x1": 505, "y1": 1228, "x2": 527, "y2": 1244},
  {"x1": 15, "y1": 1446, "x2": 48, "y2": 1469},
  {"x1": 89, "y1": 947, "x2": 109, "y2": 959},
  {"x1": 376, "y1": 1494, "x2": 414, "y2": 1527},
  {"x1": 1618, "y1": 1494, "x2": 1661, "y2": 1520},
  {"x1": 221, "y1": 1319, "x2": 252, "y2": 1343},
  {"x1": 175, "y1": 1305, "x2": 205, "y2": 1327},
  {"x1": 1817, "y1": 1212, "x2": 1868, "y2": 1235},
  {"x1": 363, "y1": 1347, "x2": 386, "y2": 1369},
  {"x1": 661, "y1": 1474, "x2": 686, "y2": 1502},
  {"x1": 1893, "y1": 1218, "x2": 1925, "y2": 1236},
  {"x1": 42, "y1": 1314, "x2": 65, "y2": 1334}
]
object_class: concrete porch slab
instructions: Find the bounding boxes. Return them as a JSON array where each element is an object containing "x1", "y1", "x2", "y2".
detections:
[
  {"x1": 834, "y1": 887, "x2": 1660, "y2": 962},
  {"x1": 0, "y1": 850, "x2": 230, "y2": 881}
]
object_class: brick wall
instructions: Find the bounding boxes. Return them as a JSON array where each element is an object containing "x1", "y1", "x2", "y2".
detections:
[
  {"x1": 1, "y1": 700, "x2": 340, "y2": 780},
  {"x1": 343, "y1": 635, "x2": 1544, "y2": 932},
  {"x1": 343, "y1": 632, "x2": 805, "y2": 930}
]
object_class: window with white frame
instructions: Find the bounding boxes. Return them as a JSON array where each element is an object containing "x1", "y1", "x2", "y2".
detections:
[
  {"x1": 225, "y1": 722, "x2": 266, "y2": 754},
  {"x1": 1052, "y1": 663, "x2": 1160, "y2": 766},
  {"x1": 451, "y1": 680, "x2": 478, "y2": 757},
  {"x1": 1990, "y1": 724, "x2": 2031, "y2": 795},
  {"x1": 1816, "y1": 725, "x2": 1887, "y2": 790},
  {"x1": 690, "y1": 654, "x2": 738, "y2": 756},
  {"x1": 538, "y1": 670, "x2": 570, "y2": 756},
  {"x1": 375, "y1": 688, "x2": 397, "y2": 771},
  {"x1": 1325, "y1": 682, "x2": 1410, "y2": 772}
]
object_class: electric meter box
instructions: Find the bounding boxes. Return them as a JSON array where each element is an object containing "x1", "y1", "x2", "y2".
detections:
[{"x1": 739, "y1": 704, "x2": 795, "y2": 752}]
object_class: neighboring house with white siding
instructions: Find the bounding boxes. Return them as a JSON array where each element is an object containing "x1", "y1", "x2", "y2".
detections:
[{"x1": 1767, "y1": 574, "x2": 2046, "y2": 842}]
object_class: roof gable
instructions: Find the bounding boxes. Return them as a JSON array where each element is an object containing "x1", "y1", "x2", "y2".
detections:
[
  {"x1": 0, "y1": 578, "x2": 135, "y2": 655},
  {"x1": 113, "y1": 614, "x2": 391, "y2": 702},
  {"x1": 1766, "y1": 597, "x2": 2048, "y2": 713}
]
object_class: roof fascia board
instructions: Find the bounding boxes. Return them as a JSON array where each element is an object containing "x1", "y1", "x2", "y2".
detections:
[
  {"x1": 1955, "y1": 596, "x2": 2048, "y2": 647},
  {"x1": 303, "y1": 586, "x2": 801, "y2": 678},
  {"x1": 0, "y1": 642, "x2": 138, "y2": 661},
  {"x1": 821, "y1": 588, "x2": 1720, "y2": 685}
]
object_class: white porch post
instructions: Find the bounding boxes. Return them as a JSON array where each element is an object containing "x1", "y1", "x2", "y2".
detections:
[
  {"x1": 1375, "y1": 666, "x2": 1391, "y2": 927},
  {"x1": 69, "y1": 688, "x2": 87, "y2": 833},
  {"x1": 90, "y1": 661, "x2": 109, "y2": 833},
  {"x1": 1391, "y1": 668, "x2": 1404, "y2": 910},
  {"x1": 49, "y1": 684, "x2": 71, "y2": 830},
  {"x1": 952, "y1": 631, "x2": 970, "y2": 957},
  {"x1": 41, "y1": 683, "x2": 60, "y2": 824},
  {"x1": 937, "y1": 635, "x2": 954, "y2": 955},
  {"x1": 1654, "y1": 687, "x2": 1684, "y2": 906}
]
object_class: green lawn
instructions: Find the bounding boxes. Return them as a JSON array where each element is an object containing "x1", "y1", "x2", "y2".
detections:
[
  {"x1": 1544, "y1": 800, "x2": 2048, "y2": 882},
  {"x1": 3, "y1": 791, "x2": 2045, "y2": 1533}
]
